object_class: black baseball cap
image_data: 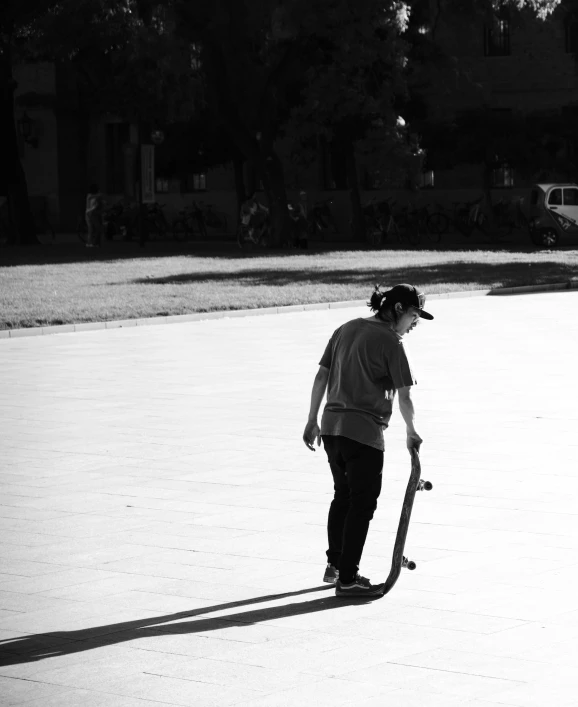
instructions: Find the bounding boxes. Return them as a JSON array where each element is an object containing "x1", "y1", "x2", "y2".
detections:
[{"x1": 383, "y1": 284, "x2": 434, "y2": 320}]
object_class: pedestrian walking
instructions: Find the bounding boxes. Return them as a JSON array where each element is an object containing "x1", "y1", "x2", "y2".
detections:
[
  {"x1": 85, "y1": 183, "x2": 104, "y2": 248},
  {"x1": 238, "y1": 191, "x2": 269, "y2": 247},
  {"x1": 303, "y1": 284, "x2": 434, "y2": 597},
  {"x1": 288, "y1": 200, "x2": 308, "y2": 249}
]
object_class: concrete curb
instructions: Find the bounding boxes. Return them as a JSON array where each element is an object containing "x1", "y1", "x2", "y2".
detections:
[{"x1": 2, "y1": 280, "x2": 577, "y2": 340}]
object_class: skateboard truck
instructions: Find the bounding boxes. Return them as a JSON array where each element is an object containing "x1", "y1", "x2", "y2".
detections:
[
  {"x1": 403, "y1": 479, "x2": 431, "y2": 569},
  {"x1": 402, "y1": 556, "x2": 416, "y2": 570}
]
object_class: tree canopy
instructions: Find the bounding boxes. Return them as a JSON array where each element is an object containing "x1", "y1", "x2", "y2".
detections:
[{"x1": 1, "y1": 0, "x2": 568, "y2": 243}]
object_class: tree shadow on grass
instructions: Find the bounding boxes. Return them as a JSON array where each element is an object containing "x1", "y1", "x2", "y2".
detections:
[
  {"x1": 0, "y1": 585, "x2": 376, "y2": 667},
  {"x1": 0, "y1": 236, "x2": 559, "y2": 268},
  {"x1": 125, "y1": 260, "x2": 576, "y2": 290},
  {"x1": 1, "y1": 243, "x2": 350, "y2": 268}
]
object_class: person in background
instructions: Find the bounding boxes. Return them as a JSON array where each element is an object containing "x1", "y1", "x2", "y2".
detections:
[
  {"x1": 85, "y1": 184, "x2": 105, "y2": 248},
  {"x1": 238, "y1": 191, "x2": 269, "y2": 247},
  {"x1": 287, "y1": 200, "x2": 308, "y2": 249}
]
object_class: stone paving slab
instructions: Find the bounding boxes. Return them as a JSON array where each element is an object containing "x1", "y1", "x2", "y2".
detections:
[{"x1": 0, "y1": 291, "x2": 577, "y2": 706}]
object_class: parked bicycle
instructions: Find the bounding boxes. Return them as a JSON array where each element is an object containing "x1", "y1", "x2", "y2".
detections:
[
  {"x1": 307, "y1": 199, "x2": 339, "y2": 240},
  {"x1": 78, "y1": 200, "x2": 133, "y2": 244},
  {"x1": 390, "y1": 204, "x2": 422, "y2": 247},
  {"x1": 77, "y1": 200, "x2": 169, "y2": 244},
  {"x1": 399, "y1": 204, "x2": 444, "y2": 245},
  {"x1": 363, "y1": 197, "x2": 443, "y2": 248},
  {"x1": 198, "y1": 202, "x2": 229, "y2": 233},
  {"x1": 428, "y1": 196, "x2": 514, "y2": 243},
  {"x1": 173, "y1": 202, "x2": 207, "y2": 241},
  {"x1": 363, "y1": 197, "x2": 394, "y2": 247},
  {"x1": 425, "y1": 198, "x2": 483, "y2": 240},
  {"x1": 142, "y1": 202, "x2": 169, "y2": 240},
  {"x1": 492, "y1": 196, "x2": 529, "y2": 235}
]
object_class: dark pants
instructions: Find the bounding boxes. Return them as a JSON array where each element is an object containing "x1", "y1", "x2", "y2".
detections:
[
  {"x1": 323, "y1": 435, "x2": 383, "y2": 584},
  {"x1": 86, "y1": 214, "x2": 103, "y2": 246}
]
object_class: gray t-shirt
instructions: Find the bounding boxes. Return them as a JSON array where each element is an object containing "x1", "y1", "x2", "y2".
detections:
[{"x1": 319, "y1": 317, "x2": 416, "y2": 451}]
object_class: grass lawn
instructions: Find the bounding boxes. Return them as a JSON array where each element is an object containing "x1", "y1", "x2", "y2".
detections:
[{"x1": 1, "y1": 243, "x2": 577, "y2": 329}]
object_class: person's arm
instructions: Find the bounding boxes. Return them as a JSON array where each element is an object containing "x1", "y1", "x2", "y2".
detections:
[
  {"x1": 397, "y1": 385, "x2": 423, "y2": 451},
  {"x1": 303, "y1": 365, "x2": 330, "y2": 451}
]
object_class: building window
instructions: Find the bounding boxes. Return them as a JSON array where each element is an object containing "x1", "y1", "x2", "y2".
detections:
[
  {"x1": 492, "y1": 164, "x2": 514, "y2": 187},
  {"x1": 193, "y1": 173, "x2": 206, "y2": 191},
  {"x1": 484, "y1": 15, "x2": 511, "y2": 56},
  {"x1": 420, "y1": 170, "x2": 434, "y2": 188},
  {"x1": 565, "y1": 16, "x2": 578, "y2": 53},
  {"x1": 175, "y1": 173, "x2": 207, "y2": 192}
]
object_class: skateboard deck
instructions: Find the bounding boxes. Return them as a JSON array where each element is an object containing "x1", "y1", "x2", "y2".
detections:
[{"x1": 381, "y1": 447, "x2": 432, "y2": 596}]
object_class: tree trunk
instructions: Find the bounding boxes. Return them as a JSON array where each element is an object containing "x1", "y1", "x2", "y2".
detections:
[
  {"x1": 232, "y1": 155, "x2": 246, "y2": 231},
  {"x1": 0, "y1": 44, "x2": 36, "y2": 245},
  {"x1": 482, "y1": 161, "x2": 495, "y2": 232},
  {"x1": 259, "y1": 146, "x2": 290, "y2": 248},
  {"x1": 202, "y1": 40, "x2": 291, "y2": 247},
  {"x1": 345, "y1": 139, "x2": 365, "y2": 242}
]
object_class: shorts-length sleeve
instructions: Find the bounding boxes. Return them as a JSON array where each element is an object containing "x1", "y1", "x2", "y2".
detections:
[
  {"x1": 388, "y1": 340, "x2": 417, "y2": 389},
  {"x1": 319, "y1": 335, "x2": 334, "y2": 369}
]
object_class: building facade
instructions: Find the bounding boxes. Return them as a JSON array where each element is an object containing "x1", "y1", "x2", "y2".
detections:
[{"x1": 12, "y1": 4, "x2": 578, "y2": 233}]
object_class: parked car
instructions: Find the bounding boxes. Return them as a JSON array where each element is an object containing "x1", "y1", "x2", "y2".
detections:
[{"x1": 528, "y1": 183, "x2": 578, "y2": 247}]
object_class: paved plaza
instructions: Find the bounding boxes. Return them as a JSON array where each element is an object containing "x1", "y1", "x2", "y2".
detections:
[{"x1": 0, "y1": 290, "x2": 577, "y2": 707}]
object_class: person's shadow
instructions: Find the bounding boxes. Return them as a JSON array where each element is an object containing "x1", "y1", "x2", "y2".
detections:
[{"x1": 0, "y1": 585, "x2": 377, "y2": 667}]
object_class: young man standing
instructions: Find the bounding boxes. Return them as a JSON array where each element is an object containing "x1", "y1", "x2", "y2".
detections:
[
  {"x1": 85, "y1": 183, "x2": 105, "y2": 248},
  {"x1": 303, "y1": 284, "x2": 434, "y2": 597}
]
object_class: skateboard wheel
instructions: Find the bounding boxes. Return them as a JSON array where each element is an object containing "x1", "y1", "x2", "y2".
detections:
[
  {"x1": 402, "y1": 556, "x2": 416, "y2": 570},
  {"x1": 423, "y1": 480, "x2": 433, "y2": 491}
]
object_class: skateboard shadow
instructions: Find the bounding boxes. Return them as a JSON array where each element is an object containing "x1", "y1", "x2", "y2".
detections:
[{"x1": 0, "y1": 584, "x2": 377, "y2": 667}]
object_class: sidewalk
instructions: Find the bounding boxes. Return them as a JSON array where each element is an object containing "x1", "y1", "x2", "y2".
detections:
[{"x1": 0, "y1": 291, "x2": 577, "y2": 707}]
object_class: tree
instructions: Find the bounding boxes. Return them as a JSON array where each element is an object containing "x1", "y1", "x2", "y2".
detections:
[
  {"x1": 164, "y1": 0, "x2": 314, "y2": 245},
  {"x1": 279, "y1": 0, "x2": 563, "y2": 241},
  {"x1": 5, "y1": 0, "x2": 565, "y2": 246},
  {"x1": 154, "y1": 111, "x2": 248, "y2": 221},
  {"x1": 2, "y1": 1, "x2": 138, "y2": 243},
  {"x1": 284, "y1": 1, "x2": 412, "y2": 242},
  {"x1": 3, "y1": 0, "x2": 197, "y2": 242},
  {"x1": 0, "y1": 0, "x2": 62, "y2": 244},
  {"x1": 169, "y1": 0, "x2": 429, "y2": 244},
  {"x1": 402, "y1": 0, "x2": 564, "y2": 218}
]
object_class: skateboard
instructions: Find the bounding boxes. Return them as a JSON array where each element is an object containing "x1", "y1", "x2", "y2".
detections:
[{"x1": 381, "y1": 447, "x2": 432, "y2": 596}]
